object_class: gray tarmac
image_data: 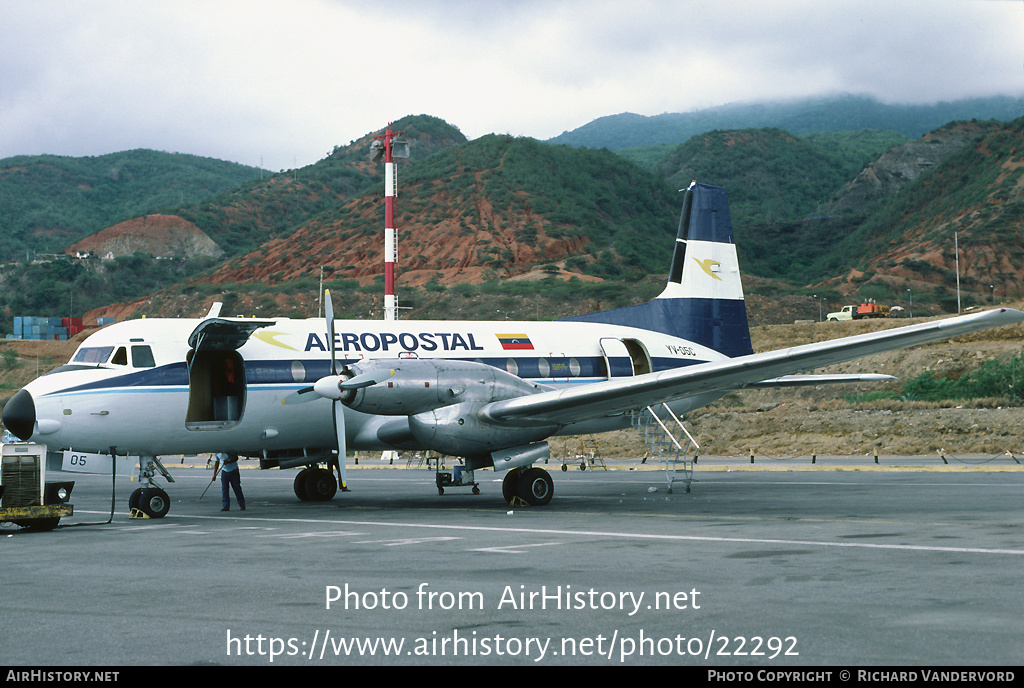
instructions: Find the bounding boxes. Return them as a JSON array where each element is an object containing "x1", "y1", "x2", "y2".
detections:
[{"x1": 2, "y1": 457, "x2": 1022, "y2": 667}]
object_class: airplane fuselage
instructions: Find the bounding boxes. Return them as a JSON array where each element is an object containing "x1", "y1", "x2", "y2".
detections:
[{"x1": 13, "y1": 313, "x2": 727, "y2": 458}]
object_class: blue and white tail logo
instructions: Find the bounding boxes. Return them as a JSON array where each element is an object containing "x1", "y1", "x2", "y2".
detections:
[{"x1": 561, "y1": 182, "x2": 753, "y2": 358}]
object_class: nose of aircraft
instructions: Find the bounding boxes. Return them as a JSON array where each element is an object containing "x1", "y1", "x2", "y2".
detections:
[{"x1": 2, "y1": 388, "x2": 37, "y2": 441}]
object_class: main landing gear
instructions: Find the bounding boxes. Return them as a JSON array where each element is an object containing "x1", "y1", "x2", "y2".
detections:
[
  {"x1": 293, "y1": 466, "x2": 338, "y2": 502},
  {"x1": 501, "y1": 466, "x2": 554, "y2": 506}
]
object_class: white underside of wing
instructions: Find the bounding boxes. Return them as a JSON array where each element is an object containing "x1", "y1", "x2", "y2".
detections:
[{"x1": 745, "y1": 374, "x2": 897, "y2": 388}]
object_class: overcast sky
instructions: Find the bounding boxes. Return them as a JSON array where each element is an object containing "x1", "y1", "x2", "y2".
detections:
[{"x1": 2, "y1": 0, "x2": 1022, "y2": 171}]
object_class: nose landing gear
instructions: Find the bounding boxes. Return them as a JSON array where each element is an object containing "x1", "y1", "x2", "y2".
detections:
[{"x1": 129, "y1": 455, "x2": 175, "y2": 518}]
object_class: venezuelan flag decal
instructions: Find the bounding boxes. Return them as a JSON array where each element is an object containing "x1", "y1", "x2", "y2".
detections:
[{"x1": 497, "y1": 334, "x2": 534, "y2": 350}]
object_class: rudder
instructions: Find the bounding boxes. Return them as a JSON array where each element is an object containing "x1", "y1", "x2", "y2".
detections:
[{"x1": 561, "y1": 182, "x2": 753, "y2": 358}]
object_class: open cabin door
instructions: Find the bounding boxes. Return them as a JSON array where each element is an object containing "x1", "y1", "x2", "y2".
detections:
[
  {"x1": 599, "y1": 337, "x2": 652, "y2": 378},
  {"x1": 185, "y1": 318, "x2": 273, "y2": 431}
]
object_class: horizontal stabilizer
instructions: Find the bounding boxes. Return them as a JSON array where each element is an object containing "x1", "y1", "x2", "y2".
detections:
[{"x1": 745, "y1": 374, "x2": 897, "y2": 388}]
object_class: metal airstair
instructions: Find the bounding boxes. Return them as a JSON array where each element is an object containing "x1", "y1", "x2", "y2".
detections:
[{"x1": 632, "y1": 404, "x2": 698, "y2": 493}]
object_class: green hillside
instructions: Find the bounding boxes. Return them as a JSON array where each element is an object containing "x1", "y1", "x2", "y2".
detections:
[
  {"x1": 208, "y1": 133, "x2": 682, "y2": 289},
  {"x1": 0, "y1": 149, "x2": 264, "y2": 259},
  {"x1": 658, "y1": 128, "x2": 877, "y2": 223},
  {"x1": 174, "y1": 115, "x2": 467, "y2": 257},
  {"x1": 797, "y1": 129, "x2": 912, "y2": 175},
  {"x1": 649, "y1": 128, "x2": 901, "y2": 283},
  {"x1": 0, "y1": 116, "x2": 469, "y2": 332},
  {"x1": 814, "y1": 115, "x2": 1024, "y2": 308},
  {"x1": 400, "y1": 134, "x2": 681, "y2": 278},
  {"x1": 0, "y1": 253, "x2": 214, "y2": 324},
  {"x1": 617, "y1": 128, "x2": 908, "y2": 174},
  {"x1": 549, "y1": 94, "x2": 1024, "y2": 149}
]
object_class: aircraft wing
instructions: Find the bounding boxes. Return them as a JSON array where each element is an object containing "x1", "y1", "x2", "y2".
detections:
[{"x1": 481, "y1": 308, "x2": 1023, "y2": 426}]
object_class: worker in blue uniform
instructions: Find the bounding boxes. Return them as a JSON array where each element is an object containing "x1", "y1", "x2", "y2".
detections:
[{"x1": 213, "y1": 452, "x2": 246, "y2": 511}]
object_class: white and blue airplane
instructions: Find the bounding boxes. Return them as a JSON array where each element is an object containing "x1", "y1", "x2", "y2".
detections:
[{"x1": 3, "y1": 183, "x2": 1021, "y2": 517}]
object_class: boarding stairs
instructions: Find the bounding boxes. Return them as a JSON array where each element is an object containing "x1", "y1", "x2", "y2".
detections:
[{"x1": 631, "y1": 404, "x2": 698, "y2": 493}]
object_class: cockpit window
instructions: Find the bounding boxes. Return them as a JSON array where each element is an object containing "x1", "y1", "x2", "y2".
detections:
[
  {"x1": 131, "y1": 345, "x2": 155, "y2": 368},
  {"x1": 68, "y1": 344, "x2": 156, "y2": 368},
  {"x1": 72, "y1": 346, "x2": 114, "y2": 364},
  {"x1": 111, "y1": 347, "x2": 128, "y2": 366}
]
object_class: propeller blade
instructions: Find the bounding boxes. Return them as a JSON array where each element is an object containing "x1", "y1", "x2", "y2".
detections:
[
  {"x1": 325, "y1": 288, "x2": 337, "y2": 376},
  {"x1": 324, "y1": 290, "x2": 348, "y2": 491},
  {"x1": 334, "y1": 400, "x2": 348, "y2": 492},
  {"x1": 280, "y1": 387, "x2": 317, "y2": 405},
  {"x1": 339, "y1": 368, "x2": 393, "y2": 390}
]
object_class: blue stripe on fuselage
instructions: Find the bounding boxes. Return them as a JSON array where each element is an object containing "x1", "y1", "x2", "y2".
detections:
[{"x1": 39, "y1": 355, "x2": 707, "y2": 397}]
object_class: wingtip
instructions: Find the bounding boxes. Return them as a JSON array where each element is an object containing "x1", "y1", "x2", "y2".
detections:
[
  {"x1": 994, "y1": 307, "x2": 1024, "y2": 322},
  {"x1": 946, "y1": 307, "x2": 1024, "y2": 326}
]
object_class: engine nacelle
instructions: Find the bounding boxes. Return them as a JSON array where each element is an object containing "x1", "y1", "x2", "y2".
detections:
[
  {"x1": 408, "y1": 400, "x2": 558, "y2": 457},
  {"x1": 340, "y1": 359, "x2": 546, "y2": 417}
]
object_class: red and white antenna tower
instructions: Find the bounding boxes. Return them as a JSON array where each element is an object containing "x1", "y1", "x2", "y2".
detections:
[{"x1": 371, "y1": 123, "x2": 409, "y2": 321}]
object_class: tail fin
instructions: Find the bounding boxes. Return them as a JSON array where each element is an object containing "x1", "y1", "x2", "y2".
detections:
[{"x1": 560, "y1": 182, "x2": 753, "y2": 358}]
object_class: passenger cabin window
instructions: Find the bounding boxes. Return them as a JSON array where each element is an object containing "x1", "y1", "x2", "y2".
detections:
[{"x1": 131, "y1": 345, "x2": 155, "y2": 368}]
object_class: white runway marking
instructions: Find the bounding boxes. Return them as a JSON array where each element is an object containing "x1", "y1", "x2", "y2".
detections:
[
  {"x1": 355, "y1": 536, "x2": 462, "y2": 547},
  {"x1": 82, "y1": 510, "x2": 1024, "y2": 556},
  {"x1": 469, "y1": 542, "x2": 563, "y2": 554}
]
